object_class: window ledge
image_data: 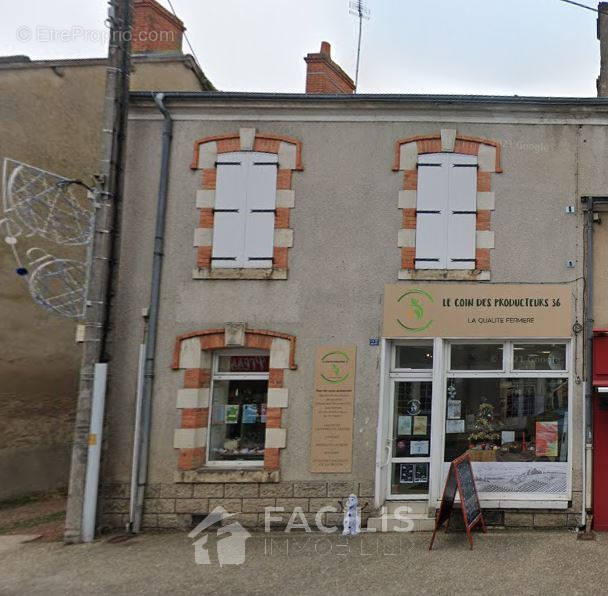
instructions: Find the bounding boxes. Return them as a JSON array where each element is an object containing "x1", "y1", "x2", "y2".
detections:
[
  {"x1": 174, "y1": 468, "x2": 280, "y2": 483},
  {"x1": 193, "y1": 268, "x2": 287, "y2": 280},
  {"x1": 399, "y1": 269, "x2": 490, "y2": 281},
  {"x1": 433, "y1": 498, "x2": 569, "y2": 510}
]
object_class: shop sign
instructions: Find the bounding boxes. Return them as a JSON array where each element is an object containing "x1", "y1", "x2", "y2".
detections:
[
  {"x1": 383, "y1": 283, "x2": 572, "y2": 338},
  {"x1": 310, "y1": 346, "x2": 357, "y2": 473},
  {"x1": 228, "y1": 356, "x2": 269, "y2": 372}
]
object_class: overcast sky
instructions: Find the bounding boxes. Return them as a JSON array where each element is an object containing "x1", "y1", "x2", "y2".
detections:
[{"x1": 0, "y1": 0, "x2": 601, "y2": 96}]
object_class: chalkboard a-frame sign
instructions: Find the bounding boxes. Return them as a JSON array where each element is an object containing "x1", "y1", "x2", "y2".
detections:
[{"x1": 429, "y1": 453, "x2": 486, "y2": 550}]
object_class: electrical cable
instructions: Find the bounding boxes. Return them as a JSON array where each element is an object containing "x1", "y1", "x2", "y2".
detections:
[
  {"x1": 165, "y1": 0, "x2": 203, "y2": 71},
  {"x1": 557, "y1": 0, "x2": 608, "y2": 16}
]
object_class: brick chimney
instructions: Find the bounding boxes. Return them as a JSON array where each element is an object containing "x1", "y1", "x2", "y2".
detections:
[
  {"x1": 304, "y1": 42, "x2": 355, "y2": 94},
  {"x1": 598, "y1": 2, "x2": 608, "y2": 95},
  {"x1": 132, "y1": 0, "x2": 184, "y2": 54}
]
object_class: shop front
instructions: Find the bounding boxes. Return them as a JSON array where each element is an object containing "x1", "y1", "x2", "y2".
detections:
[{"x1": 375, "y1": 284, "x2": 575, "y2": 514}]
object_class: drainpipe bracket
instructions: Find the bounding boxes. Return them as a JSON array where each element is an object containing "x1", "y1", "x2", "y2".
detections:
[{"x1": 577, "y1": 515, "x2": 596, "y2": 540}]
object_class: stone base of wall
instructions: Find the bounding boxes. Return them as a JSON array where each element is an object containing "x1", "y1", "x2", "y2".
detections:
[
  {"x1": 100, "y1": 481, "x2": 374, "y2": 531},
  {"x1": 447, "y1": 509, "x2": 579, "y2": 530},
  {"x1": 101, "y1": 482, "x2": 581, "y2": 531}
]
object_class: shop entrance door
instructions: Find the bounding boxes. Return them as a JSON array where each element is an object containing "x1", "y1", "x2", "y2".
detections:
[{"x1": 387, "y1": 379, "x2": 434, "y2": 498}]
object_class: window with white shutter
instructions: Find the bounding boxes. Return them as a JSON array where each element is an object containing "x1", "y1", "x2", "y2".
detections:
[
  {"x1": 244, "y1": 153, "x2": 277, "y2": 267},
  {"x1": 415, "y1": 153, "x2": 477, "y2": 270},
  {"x1": 212, "y1": 152, "x2": 278, "y2": 269},
  {"x1": 212, "y1": 153, "x2": 247, "y2": 268},
  {"x1": 415, "y1": 154, "x2": 449, "y2": 269}
]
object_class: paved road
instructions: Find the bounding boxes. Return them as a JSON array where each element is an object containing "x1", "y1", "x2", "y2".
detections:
[{"x1": 1, "y1": 529, "x2": 606, "y2": 595}]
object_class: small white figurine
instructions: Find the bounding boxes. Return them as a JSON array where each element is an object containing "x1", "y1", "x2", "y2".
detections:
[{"x1": 342, "y1": 494, "x2": 360, "y2": 536}]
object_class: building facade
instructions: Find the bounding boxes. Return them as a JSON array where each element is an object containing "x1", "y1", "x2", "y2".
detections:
[{"x1": 99, "y1": 91, "x2": 608, "y2": 531}]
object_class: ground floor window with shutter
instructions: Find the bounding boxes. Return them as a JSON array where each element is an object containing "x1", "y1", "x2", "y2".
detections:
[{"x1": 207, "y1": 350, "x2": 269, "y2": 465}]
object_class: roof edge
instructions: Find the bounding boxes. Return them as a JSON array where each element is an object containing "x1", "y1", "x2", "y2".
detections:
[
  {"x1": 0, "y1": 53, "x2": 214, "y2": 90},
  {"x1": 128, "y1": 91, "x2": 608, "y2": 106}
]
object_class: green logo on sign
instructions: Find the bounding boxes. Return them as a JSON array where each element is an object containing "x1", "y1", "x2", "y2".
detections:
[
  {"x1": 320, "y1": 351, "x2": 349, "y2": 384},
  {"x1": 397, "y1": 288, "x2": 434, "y2": 333}
]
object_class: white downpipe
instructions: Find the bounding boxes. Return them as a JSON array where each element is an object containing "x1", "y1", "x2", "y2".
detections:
[
  {"x1": 128, "y1": 344, "x2": 146, "y2": 528},
  {"x1": 82, "y1": 363, "x2": 108, "y2": 542},
  {"x1": 374, "y1": 338, "x2": 388, "y2": 510},
  {"x1": 582, "y1": 381, "x2": 587, "y2": 528},
  {"x1": 586, "y1": 442, "x2": 593, "y2": 510}
]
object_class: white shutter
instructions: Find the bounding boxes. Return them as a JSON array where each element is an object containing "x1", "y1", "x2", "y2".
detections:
[
  {"x1": 446, "y1": 154, "x2": 477, "y2": 270},
  {"x1": 415, "y1": 153, "x2": 449, "y2": 269},
  {"x1": 212, "y1": 152, "x2": 246, "y2": 268},
  {"x1": 243, "y1": 152, "x2": 277, "y2": 268}
]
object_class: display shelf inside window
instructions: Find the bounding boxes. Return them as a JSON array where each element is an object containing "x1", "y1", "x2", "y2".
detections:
[
  {"x1": 444, "y1": 378, "x2": 569, "y2": 464},
  {"x1": 209, "y1": 352, "x2": 270, "y2": 463}
]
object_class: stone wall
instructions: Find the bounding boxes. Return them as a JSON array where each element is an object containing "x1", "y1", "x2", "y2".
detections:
[
  {"x1": 101, "y1": 480, "x2": 580, "y2": 531},
  {"x1": 447, "y1": 509, "x2": 579, "y2": 530},
  {"x1": 101, "y1": 480, "x2": 374, "y2": 531}
]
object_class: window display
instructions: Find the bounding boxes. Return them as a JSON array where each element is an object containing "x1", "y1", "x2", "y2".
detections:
[
  {"x1": 393, "y1": 382, "x2": 432, "y2": 458},
  {"x1": 444, "y1": 377, "x2": 568, "y2": 464},
  {"x1": 394, "y1": 462, "x2": 429, "y2": 490},
  {"x1": 387, "y1": 339, "x2": 570, "y2": 500},
  {"x1": 443, "y1": 341, "x2": 569, "y2": 496},
  {"x1": 208, "y1": 353, "x2": 269, "y2": 463},
  {"x1": 391, "y1": 380, "x2": 432, "y2": 496}
]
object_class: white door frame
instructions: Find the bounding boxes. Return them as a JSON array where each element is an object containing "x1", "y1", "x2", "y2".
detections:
[
  {"x1": 375, "y1": 337, "x2": 574, "y2": 509},
  {"x1": 374, "y1": 339, "x2": 391, "y2": 509},
  {"x1": 375, "y1": 338, "x2": 446, "y2": 505},
  {"x1": 430, "y1": 337, "x2": 447, "y2": 504}
]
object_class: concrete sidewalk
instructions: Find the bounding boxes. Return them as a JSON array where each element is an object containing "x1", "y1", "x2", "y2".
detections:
[{"x1": 1, "y1": 529, "x2": 606, "y2": 595}]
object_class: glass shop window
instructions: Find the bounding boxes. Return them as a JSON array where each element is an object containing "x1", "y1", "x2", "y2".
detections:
[
  {"x1": 444, "y1": 377, "x2": 569, "y2": 463},
  {"x1": 444, "y1": 342, "x2": 570, "y2": 490},
  {"x1": 512, "y1": 344, "x2": 567, "y2": 371},
  {"x1": 450, "y1": 343, "x2": 503, "y2": 371},
  {"x1": 394, "y1": 343, "x2": 433, "y2": 369},
  {"x1": 208, "y1": 352, "x2": 269, "y2": 464},
  {"x1": 393, "y1": 381, "x2": 433, "y2": 458}
]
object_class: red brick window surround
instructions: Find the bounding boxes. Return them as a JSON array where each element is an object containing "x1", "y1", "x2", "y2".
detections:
[
  {"x1": 171, "y1": 326, "x2": 297, "y2": 475},
  {"x1": 393, "y1": 130, "x2": 502, "y2": 281},
  {"x1": 190, "y1": 129, "x2": 303, "y2": 280}
]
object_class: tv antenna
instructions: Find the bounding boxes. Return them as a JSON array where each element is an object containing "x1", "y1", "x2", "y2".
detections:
[{"x1": 349, "y1": 0, "x2": 370, "y2": 92}]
